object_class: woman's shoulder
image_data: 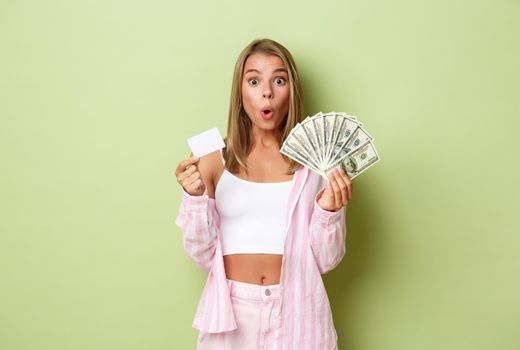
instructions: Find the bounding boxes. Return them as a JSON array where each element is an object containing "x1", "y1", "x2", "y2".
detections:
[
  {"x1": 194, "y1": 147, "x2": 226, "y2": 198},
  {"x1": 194, "y1": 137, "x2": 225, "y2": 172},
  {"x1": 199, "y1": 150, "x2": 223, "y2": 177}
]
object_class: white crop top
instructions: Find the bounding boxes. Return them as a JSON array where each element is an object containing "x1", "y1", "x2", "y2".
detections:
[{"x1": 215, "y1": 151, "x2": 294, "y2": 255}]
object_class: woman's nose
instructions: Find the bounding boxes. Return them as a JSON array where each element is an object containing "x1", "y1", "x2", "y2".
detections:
[{"x1": 263, "y1": 88, "x2": 272, "y2": 99}]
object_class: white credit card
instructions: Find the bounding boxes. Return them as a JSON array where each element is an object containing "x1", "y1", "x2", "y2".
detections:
[{"x1": 187, "y1": 127, "x2": 225, "y2": 157}]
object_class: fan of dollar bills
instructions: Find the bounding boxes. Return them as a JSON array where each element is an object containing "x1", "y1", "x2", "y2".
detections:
[{"x1": 281, "y1": 111, "x2": 380, "y2": 180}]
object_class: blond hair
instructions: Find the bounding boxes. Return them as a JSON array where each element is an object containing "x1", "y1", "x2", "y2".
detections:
[{"x1": 223, "y1": 38, "x2": 304, "y2": 175}]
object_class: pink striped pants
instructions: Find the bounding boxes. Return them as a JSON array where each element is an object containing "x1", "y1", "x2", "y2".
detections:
[{"x1": 197, "y1": 278, "x2": 282, "y2": 350}]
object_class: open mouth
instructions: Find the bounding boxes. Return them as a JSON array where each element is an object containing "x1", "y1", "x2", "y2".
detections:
[{"x1": 261, "y1": 108, "x2": 273, "y2": 119}]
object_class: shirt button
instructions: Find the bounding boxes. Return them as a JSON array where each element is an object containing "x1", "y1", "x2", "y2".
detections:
[{"x1": 265, "y1": 289, "x2": 271, "y2": 296}]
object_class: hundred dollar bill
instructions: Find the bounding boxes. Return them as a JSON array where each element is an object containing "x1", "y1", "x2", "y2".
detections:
[
  {"x1": 322, "y1": 112, "x2": 338, "y2": 162},
  {"x1": 282, "y1": 110, "x2": 380, "y2": 181},
  {"x1": 335, "y1": 111, "x2": 362, "y2": 125},
  {"x1": 323, "y1": 112, "x2": 340, "y2": 166},
  {"x1": 280, "y1": 132, "x2": 321, "y2": 170},
  {"x1": 304, "y1": 112, "x2": 324, "y2": 165},
  {"x1": 310, "y1": 112, "x2": 326, "y2": 166},
  {"x1": 283, "y1": 122, "x2": 320, "y2": 167},
  {"x1": 329, "y1": 125, "x2": 374, "y2": 168},
  {"x1": 300, "y1": 117, "x2": 323, "y2": 166},
  {"x1": 280, "y1": 143, "x2": 325, "y2": 177},
  {"x1": 326, "y1": 117, "x2": 363, "y2": 168},
  {"x1": 325, "y1": 140, "x2": 380, "y2": 179}
]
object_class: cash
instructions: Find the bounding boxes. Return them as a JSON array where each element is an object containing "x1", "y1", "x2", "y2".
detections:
[{"x1": 281, "y1": 111, "x2": 380, "y2": 180}]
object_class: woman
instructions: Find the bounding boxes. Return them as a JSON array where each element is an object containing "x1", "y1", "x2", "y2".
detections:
[{"x1": 175, "y1": 38, "x2": 352, "y2": 350}]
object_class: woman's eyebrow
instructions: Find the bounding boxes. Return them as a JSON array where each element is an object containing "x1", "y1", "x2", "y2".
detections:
[{"x1": 244, "y1": 68, "x2": 288, "y2": 74}]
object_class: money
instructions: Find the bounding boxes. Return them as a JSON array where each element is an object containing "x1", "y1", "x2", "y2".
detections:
[{"x1": 281, "y1": 111, "x2": 380, "y2": 180}]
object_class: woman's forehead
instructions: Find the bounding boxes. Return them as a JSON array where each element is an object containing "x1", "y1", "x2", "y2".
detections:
[{"x1": 244, "y1": 53, "x2": 287, "y2": 73}]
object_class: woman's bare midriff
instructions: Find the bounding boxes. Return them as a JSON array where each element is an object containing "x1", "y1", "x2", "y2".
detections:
[
  {"x1": 204, "y1": 149, "x2": 293, "y2": 286},
  {"x1": 223, "y1": 254, "x2": 283, "y2": 285}
]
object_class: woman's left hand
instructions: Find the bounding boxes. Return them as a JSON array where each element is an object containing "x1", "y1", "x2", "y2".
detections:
[{"x1": 317, "y1": 167, "x2": 353, "y2": 212}]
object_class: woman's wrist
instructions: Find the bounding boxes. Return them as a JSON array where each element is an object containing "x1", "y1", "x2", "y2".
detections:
[{"x1": 181, "y1": 187, "x2": 208, "y2": 204}]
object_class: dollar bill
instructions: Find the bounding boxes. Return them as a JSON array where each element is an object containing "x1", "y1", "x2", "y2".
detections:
[
  {"x1": 284, "y1": 122, "x2": 320, "y2": 167},
  {"x1": 300, "y1": 117, "x2": 323, "y2": 165},
  {"x1": 325, "y1": 140, "x2": 380, "y2": 179},
  {"x1": 323, "y1": 112, "x2": 339, "y2": 162},
  {"x1": 326, "y1": 118, "x2": 363, "y2": 168},
  {"x1": 281, "y1": 131, "x2": 321, "y2": 170},
  {"x1": 310, "y1": 112, "x2": 326, "y2": 167},
  {"x1": 335, "y1": 111, "x2": 361, "y2": 124},
  {"x1": 280, "y1": 111, "x2": 380, "y2": 180},
  {"x1": 280, "y1": 143, "x2": 326, "y2": 177},
  {"x1": 328, "y1": 125, "x2": 374, "y2": 168}
]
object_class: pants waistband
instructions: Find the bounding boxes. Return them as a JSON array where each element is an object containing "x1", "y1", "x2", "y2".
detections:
[{"x1": 226, "y1": 279, "x2": 281, "y2": 301}]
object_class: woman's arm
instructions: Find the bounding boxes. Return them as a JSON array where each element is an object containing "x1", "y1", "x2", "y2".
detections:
[
  {"x1": 174, "y1": 152, "x2": 220, "y2": 272},
  {"x1": 308, "y1": 188, "x2": 347, "y2": 274},
  {"x1": 175, "y1": 190, "x2": 218, "y2": 272}
]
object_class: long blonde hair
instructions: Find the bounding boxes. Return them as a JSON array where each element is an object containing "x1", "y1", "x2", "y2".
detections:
[{"x1": 224, "y1": 38, "x2": 304, "y2": 175}]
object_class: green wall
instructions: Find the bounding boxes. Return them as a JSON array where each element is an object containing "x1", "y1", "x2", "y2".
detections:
[{"x1": 1, "y1": 1, "x2": 518, "y2": 349}]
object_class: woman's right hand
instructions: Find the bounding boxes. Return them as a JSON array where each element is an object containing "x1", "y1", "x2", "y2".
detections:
[{"x1": 175, "y1": 155, "x2": 206, "y2": 196}]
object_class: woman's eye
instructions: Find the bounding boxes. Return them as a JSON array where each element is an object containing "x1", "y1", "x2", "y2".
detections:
[
  {"x1": 248, "y1": 79, "x2": 258, "y2": 85},
  {"x1": 275, "y1": 77, "x2": 286, "y2": 85}
]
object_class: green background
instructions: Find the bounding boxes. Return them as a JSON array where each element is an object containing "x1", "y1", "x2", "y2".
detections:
[{"x1": 1, "y1": 0, "x2": 519, "y2": 349}]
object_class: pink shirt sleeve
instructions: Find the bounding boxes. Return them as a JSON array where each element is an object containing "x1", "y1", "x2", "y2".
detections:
[
  {"x1": 308, "y1": 187, "x2": 348, "y2": 274},
  {"x1": 174, "y1": 189, "x2": 219, "y2": 272}
]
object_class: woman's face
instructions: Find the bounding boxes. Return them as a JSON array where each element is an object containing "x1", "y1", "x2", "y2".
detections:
[{"x1": 241, "y1": 53, "x2": 290, "y2": 134}]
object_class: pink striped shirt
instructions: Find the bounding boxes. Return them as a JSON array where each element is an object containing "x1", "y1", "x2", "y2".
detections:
[{"x1": 174, "y1": 165, "x2": 347, "y2": 349}]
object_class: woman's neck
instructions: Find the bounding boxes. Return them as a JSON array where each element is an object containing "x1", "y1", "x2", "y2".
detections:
[{"x1": 251, "y1": 127, "x2": 281, "y2": 149}]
